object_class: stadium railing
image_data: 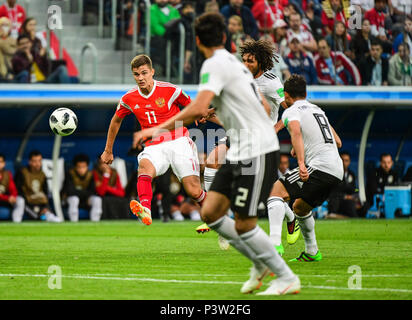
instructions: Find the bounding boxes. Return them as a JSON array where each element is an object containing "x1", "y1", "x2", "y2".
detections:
[{"x1": 1, "y1": 85, "x2": 411, "y2": 219}]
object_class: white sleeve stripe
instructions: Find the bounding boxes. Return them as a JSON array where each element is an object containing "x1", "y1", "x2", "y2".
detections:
[
  {"x1": 120, "y1": 100, "x2": 133, "y2": 112},
  {"x1": 168, "y1": 87, "x2": 182, "y2": 110}
]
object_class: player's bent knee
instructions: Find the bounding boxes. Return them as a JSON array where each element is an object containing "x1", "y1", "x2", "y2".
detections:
[
  {"x1": 293, "y1": 200, "x2": 312, "y2": 216},
  {"x1": 270, "y1": 180, "x2": 290, "y2": 201}
]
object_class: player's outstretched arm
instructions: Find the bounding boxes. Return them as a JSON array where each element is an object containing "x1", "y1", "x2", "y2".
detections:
[
  {"x1": 288, "y1": 120, "x2": 309, "y2": 181},
  {"x1": 101, "y1": 114, "x2": 124, "y2": 165},
  {"x1": 330, "y1": 125, "x2": 342, "y2": 148},
  {"x1": 134, "y1": 91, "x2": 215, "y2": 145}
]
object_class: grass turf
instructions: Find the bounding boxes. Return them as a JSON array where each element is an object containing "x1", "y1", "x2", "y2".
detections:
[{"x1": 1, "y1": 219, "x2": 411, "y2": 300}]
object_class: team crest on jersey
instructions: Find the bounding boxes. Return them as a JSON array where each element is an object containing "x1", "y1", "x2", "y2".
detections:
[
  {"x1": 155, "y1": 97, "x2": 166, "y2": 108},
  {"x1": 134, "y1": 104, "x2": 140, "y2": 109}
]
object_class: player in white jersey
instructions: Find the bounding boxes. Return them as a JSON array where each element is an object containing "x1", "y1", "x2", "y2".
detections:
[
  {"x1": 134, "y1": 13, "x2": 300, "y2": 296},
  {"x1": 270, "y1": 74, "x2": 343, "y2": 262}
]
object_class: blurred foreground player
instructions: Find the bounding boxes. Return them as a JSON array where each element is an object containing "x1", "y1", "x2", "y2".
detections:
[
  {"x1": 199, "y1": 39, "x2": 299, "y2": 255},
  {"x1": 134, "y1": 13, "x2": 300, "y2": 296},
  {"x1": 101, "y1": 54, "x2": 207, "y2": 225},
  {"x1": 271, "y1": 74, "x2": 343, "y2": 262}
]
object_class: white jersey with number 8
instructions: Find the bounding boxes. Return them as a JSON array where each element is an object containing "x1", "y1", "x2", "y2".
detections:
[{"x1": 282, "y1": 99, "x2": 343, "y2": 180}]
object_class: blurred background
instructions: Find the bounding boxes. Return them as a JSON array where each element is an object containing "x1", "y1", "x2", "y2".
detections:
[{"x1": 0, "y1": 0, "x2": 411, "y2": 223}]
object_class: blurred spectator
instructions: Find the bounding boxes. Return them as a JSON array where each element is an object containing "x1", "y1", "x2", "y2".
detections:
[
  {"x1": 0, "y1": 0, "x2": 26, "y2": 39},
  {"x1": 321, "y1": 0, "x2": 349, "y2": 35},
  {"x1": 286, "y1": 12, "x2": 318, "y2": 54},
  {"x1": 150, "y1": 0, "x2": 181, "y2": 74},
  {"x1": 364, "y1": 0, "x2": 389, "y2": 38},
  {"x1": 170, "y1": 0, "x2": 183, "y2": 10},
  {"x1": 350, "y1": 18, "x2": 378, "y2": 65},
  {"x1": 63, "y1": 154, "x2": 102, "y2": 222},
  {"x1": 314, "y1": 38, "x2": 362, "y2": 85},
  {"x1": 270, "y1": 53, "x2": 291, "y2": 82},
  {"x1": 93, "y1": 158, "x2": 125, "y2": 198},
  {"x1": 251, "y1": 0, "x2": 284, "y2": 34},
  {"x1": 327, "y1": 152, "x2": 358, "y2": 218},
  {"x1": 0, "y1": 153, "x2": 23, "y2": 220},
  {"x1": 393, "y1": 16, "x2": 412, "y2": 57},
  {"x1": 389, "y1": 0, "x2": 412, "y2": 27},
  {"x1": 221, "y1": 0, "x2": 259, "y2": 39},
  {"x1": 21, "y1": 17, "x2": 44, "y2": 56},
  {"x1": 203, "y1": 0, "x2": 220, "y2": 13},
  {"x1": 278, "y1": 153, "x2": 291, "y2": 179},
  {"x1": 388, "y1": 42, "x2": 412, "y2": 85},
  {"x1": 304, "y1": 0, "x2": 324, "y2": 41},
  {"x1": 12, "y1": 34, "x2": 70, "y2": 83},
  {"x1": 284, "y1": 34, "x2": 318, "y2": 84},
  {"x1": 359, "y1": 39, "x2": 389, "y2": 85},
  {"x1": 0, "y1": 16, "x2": 16, "y2": 82},
  {"x1": 20, "y1": 16, "x2": 79, "y2": 81},
  {"x1": 366, "y1": 153, "x2": 399, "y2": 206},
  {"x1": 14, "y1": 150, "x2": 61, "y2": 222},
  {"x1": 282, "y1": 1, "x2": 299, "y2": 25},
  {"x1": 325, "y1": 21, "x2": 352, "y2": 57},
  {"x1": 228, "y1": 15, "x2": 250, "y2": 59},
  {"x1": 177, "y1": 1, "x2": 196, "y2": 80},
  {"x1": 272, "y1": 19, "x2": 288, "y2": 57},
  {"x1": 93, "y1": 157, "x2": 129, "y2": 220},
  {"x1": 150, "y1": 0, "x2": 181, "y2": 37}
]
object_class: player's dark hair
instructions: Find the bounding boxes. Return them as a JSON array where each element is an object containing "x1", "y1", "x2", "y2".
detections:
[
  {"x1": 130, "y1": 54, "x2": 152, "y2": 70},
  {"x1": 340, "y1": 151, "x2": 351, "y2": 158},
  {"x1": 0, "y1": 153, "x2": 5, "y2": 161},
  {"x1": 17, "y1": 33, "x2": 30, "y2": 43},
  {"x1": 73, "y1": 153, "x2": 90, "y2": 166},
  {"x1": 194, "y1": 12, "x2": 226, "y2": 47},
  {"x1": 280, "y1": 153, "x2": 290, "y2": 159},
  {"x1": 29, "y1": 150, "x2": 42, "y2": 159},
  {"x1": 239, "y1": 39, "x2": 275, "y2": 72},
  {"x1": 380, "y1": 153, "x2": 392, "y2": 161},
  {"x1": 284, "y1": 74, "x2": 307, "y2": 98}
]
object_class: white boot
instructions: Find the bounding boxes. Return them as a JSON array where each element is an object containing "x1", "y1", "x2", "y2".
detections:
[{"x1": 257, "y1": 275, "x2": 301, "y2": 296}]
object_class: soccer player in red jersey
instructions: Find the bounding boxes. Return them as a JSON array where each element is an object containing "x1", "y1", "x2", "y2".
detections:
[{"x1": 101, "y1": 55, "x2": 207, "y2": 225}]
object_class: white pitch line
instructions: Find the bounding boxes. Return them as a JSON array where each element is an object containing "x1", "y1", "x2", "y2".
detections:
[
  {"x1": 1, "y1": 273, "x2": 412, "y2": 294},
  {"x1": 67, "y1": 273, "x2": 412, "y2": 278}
]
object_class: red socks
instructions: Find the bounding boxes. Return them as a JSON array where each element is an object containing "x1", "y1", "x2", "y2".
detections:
[
  {"x1": 137, "y1": 175, "x2": 153, "y2": 210},
  {"x1": 194, "y1": 190, "x2": 207, "y2": 207}
]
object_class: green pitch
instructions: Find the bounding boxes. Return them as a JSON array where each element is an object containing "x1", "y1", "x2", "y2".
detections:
[{"x1": 1, "y1": 219, "x2": 411, "y2": 300}]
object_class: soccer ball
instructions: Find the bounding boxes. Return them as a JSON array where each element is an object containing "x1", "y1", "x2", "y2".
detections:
[{"x1": 49, "y1": 108, "x2": 78, "y2": 136}]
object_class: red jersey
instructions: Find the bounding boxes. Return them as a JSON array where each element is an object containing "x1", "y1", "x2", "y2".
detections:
[
  {"x1": 0, "y1": 3, "x2": 26, "y2": 38},
  {"x1": 115, "y1": 80, "x2": 191, "y2": 146}
]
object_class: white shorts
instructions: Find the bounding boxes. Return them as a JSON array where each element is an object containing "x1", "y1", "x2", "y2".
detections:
[{"x1": 137, "y1": 136, "x2": 200, "y2": 181}]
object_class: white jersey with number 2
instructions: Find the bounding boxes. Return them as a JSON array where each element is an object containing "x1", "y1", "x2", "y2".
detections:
[
  {"x1": 282, "y1": 99, "x2": 343, "y2": 180},
  {"x1": 198, "y1": 49, "x2": 279, "y2": 161}
]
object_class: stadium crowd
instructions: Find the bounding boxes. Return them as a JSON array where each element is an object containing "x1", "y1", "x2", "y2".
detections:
[
  {"x1": 0, "y1": 0, "x2": 411, "y2": 84},
  {"x1": 1, "y1": 149, "x2": 412, "y2": 221},
  {"x1": 97, "y1": 0, "x2": 412, "y2": 85}
]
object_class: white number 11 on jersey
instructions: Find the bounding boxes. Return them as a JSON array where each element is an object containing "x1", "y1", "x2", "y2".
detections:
[{"x1": 145, "y1": 111, "x2": 157, "y2": 124}]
